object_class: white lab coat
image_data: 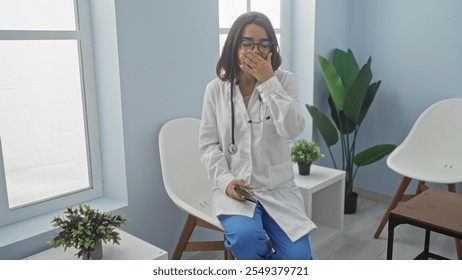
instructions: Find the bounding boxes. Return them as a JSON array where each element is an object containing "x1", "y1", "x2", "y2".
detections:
[{"x1": 199, "y1": 69, "x2": 317, "y2": 242}]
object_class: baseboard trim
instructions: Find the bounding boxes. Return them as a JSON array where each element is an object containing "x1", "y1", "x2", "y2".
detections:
[{"x1": 353, "y1": 187, "x2": 392, "y2": 204}]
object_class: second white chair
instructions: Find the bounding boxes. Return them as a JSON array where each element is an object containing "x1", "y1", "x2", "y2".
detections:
[{"x1": 373, "y1": 98, "x2": 462, "y2": 259}]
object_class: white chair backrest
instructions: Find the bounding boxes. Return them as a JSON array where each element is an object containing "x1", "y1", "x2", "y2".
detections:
[
  {"x1": 387, "y1": 98, "x2": 462, "y2": 183},
  {"x1": 158, "y1": 118, "x2": 220, "y2": 227}
]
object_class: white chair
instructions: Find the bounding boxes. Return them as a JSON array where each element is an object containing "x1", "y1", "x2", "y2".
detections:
[
  {"x1": 158, "y1": 117, "x2": 232, "y2": 260},
  {"x1": 373, "y1": 98, "x2": 462, "y2": 259}
]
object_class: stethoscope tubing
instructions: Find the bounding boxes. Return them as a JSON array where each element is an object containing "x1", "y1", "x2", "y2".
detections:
[
  {"x1": 227, "y1": 81, "x2": 270, "y2": 155},
  {"x1": 228, "y1": 82, "x2": 238, "y2": 154}
]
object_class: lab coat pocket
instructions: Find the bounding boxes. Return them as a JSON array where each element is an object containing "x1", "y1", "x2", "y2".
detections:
[
  {"x1": 268, "y1": 160, "x2": 294, "y2": 188},
  {"x1": 262, "y1": 120, "x2": 278, "y2": 138}
]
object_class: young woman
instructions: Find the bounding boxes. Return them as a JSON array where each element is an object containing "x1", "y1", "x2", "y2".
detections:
[{"x1": 199, "y1": 12, "x2": 316, "y2": 260}]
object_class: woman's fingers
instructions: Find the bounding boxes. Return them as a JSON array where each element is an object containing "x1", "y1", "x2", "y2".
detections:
[
  {"x1": 225, "y1": 179, "x2": 250, "y2": 201},
  {"x1": 239, "y1": 50, "x2": 273, "y2": 82}
]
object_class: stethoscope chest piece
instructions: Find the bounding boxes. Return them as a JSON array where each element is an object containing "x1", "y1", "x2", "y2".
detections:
[{"x1": 228, "y1": 143, "x2": 238, "y2": 154}]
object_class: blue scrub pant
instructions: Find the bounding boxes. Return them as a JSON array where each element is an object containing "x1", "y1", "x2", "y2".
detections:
[{"x1": 218, "y1": 203, "x2": 313, "y2": 260}]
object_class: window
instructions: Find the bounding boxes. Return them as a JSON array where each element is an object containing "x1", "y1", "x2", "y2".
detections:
[
  {"x1": 218, "y1": 0, "x2": 289, "y2": 63},
  {"x1": 0, "y1": 0, "x2": 102, "y2": 226}
]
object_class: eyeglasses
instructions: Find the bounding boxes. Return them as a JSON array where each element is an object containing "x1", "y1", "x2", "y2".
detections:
[{"x1": 240, "y1": 39, "x2": 273, "y2": 54}]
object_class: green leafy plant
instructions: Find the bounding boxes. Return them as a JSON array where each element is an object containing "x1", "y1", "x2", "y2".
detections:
[
  {"x1": 291, "y1": 139, "x2": 324, "y2": 165},
  {"x1": 49, "y1": 204, "x2": 130, "y2": 259},
  {"x1": 306, "y1": 48, "x2": 396, "y2": 205}
]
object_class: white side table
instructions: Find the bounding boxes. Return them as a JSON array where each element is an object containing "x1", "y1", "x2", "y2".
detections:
[
  {"x1": 294, "y1": 164, "x2": 345, "y2": 251},
  {"x1": 25, "y1": 229, "x2": 168, "y2": 260}
]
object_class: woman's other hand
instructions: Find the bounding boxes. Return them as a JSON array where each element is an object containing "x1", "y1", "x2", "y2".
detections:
[{"x1": 225, "y1": 179, "x2": 252, "y2": 201}]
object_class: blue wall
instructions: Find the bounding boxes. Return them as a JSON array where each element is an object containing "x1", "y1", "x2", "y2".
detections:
[
  {"x1": 114, "y1": 0, "x2": 220, "y2": 256},
  {"x1": 314, "y1": 0, "x2": 462, "y2": 196},
  {"x1": 312, "y1": 0, "x2": 350, "y2": 178}
]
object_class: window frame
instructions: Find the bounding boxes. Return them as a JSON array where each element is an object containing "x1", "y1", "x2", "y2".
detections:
[{"x1": 0, "y1": 0, "x2": 103, "y2": 227}]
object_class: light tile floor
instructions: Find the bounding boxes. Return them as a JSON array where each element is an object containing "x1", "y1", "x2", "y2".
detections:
[{"x1": 190, "y1": 196, "x2": 458, "y2": 260}]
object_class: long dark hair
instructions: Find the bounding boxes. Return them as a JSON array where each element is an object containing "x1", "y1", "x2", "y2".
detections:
[{"x1": 216, "y1": 12, "x2": 282, "y2": 84}]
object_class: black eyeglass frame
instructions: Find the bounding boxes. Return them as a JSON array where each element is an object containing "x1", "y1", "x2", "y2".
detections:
[{"x1": 239, "y1": 38, "x2": 274, "y2": 53}]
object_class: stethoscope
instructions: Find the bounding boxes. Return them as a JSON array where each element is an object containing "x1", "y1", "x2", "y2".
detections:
[{"x1": 227, "y1": 82, "x2": 270, "y2": 155}]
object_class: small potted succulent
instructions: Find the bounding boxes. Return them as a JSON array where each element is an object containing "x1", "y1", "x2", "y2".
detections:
[
  {"x1": 49, "y1": 204, "x2": 130, "y2": 260},
  {"x1": 291, "y1": 139, "x2": 324, "y2": 175}
]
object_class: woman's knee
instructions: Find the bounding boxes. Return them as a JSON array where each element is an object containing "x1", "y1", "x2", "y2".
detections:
[
  {"x1": 225, "y1": 227, "x2": 272, "y2": 259},
  {"x1": 219, "y1": 215, "x2": 272, "y2": 259}
]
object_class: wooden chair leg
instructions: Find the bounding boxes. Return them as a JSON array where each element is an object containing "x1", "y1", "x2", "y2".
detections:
[
  {"x1": 225, "y1": 249, "x2": 234, "y2": 260},
  {"x1": 416, "y1": 181, "x2": 428, "y2": 194},
  {"x1": 446, "y1": 183, "x2": 461, "y2": 259},
  {"x1": 456, "y1": 239, "x2": 462, "y2": 260},
  {"x1": 222, "y1": 233, "x2": 234, "y2": 260},
  {"x1": 374, "y1": 176, "x2": 412, "y2": 238},
  {"x1": 172, "y1": 215, "x2": 197, "y2": 260}
]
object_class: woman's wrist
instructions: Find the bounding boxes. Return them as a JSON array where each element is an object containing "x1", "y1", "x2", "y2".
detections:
[{"x1": 259, "y1": 73, "x2": 275, "y2": 83}]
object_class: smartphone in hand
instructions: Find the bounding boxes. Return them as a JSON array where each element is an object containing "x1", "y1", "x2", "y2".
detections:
[{"x1": 234, "y1": 186, "x2": 258, "y2": 203}]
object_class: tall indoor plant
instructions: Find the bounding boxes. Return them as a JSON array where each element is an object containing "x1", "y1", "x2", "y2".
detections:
[{"x1": 307, "y1": 48, "x2": 396, "y2": 214}]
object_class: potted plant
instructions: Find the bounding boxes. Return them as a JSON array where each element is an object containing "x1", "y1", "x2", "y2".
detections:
[
  {"x1": 291, "y1": 139, "x2": 324, "y2": 175},
  {"x1": 306, "y1": 48, "x2": 396, "y2": 214},
  {"x1": 49, "y1": 204, "x2": 130, "y2": 259}
]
